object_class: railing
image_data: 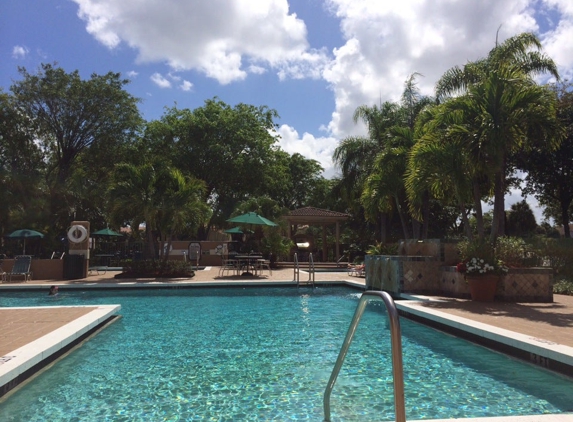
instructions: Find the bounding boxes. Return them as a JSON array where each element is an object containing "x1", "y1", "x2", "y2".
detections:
[
  {"x1": 293, "y1": 253, "x2": 300, "y2": 284},
  {"x1": 323, "y1": 290, "x2": 405, "y2": 422},
  {"x1": 308, "y1": 252, "x2": 315, "y2": 287}
]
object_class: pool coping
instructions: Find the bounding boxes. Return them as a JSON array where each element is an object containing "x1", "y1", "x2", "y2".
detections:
[
  {"x1": 397, "y1": 295, "x2": 573, "y2": 377},
  {"x1": 0, "y1": 305, "x2": 121, "y2": 398}
]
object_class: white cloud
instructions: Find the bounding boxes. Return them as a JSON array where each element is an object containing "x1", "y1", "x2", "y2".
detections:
[
  {"x1": 126, "y1": 70, "x2": 138, "y2": 78},
  {"x1": 150, "y1": 72, "x2": 171, "y2": 88},
  {"x1": 12, "y1": 45, "x2": 29, "y2": 59},
  {"x1": 322, "y1": 0, "x2": 546, "y2": 138},
  {"x1": 276, "y1": 124, "x2": 339, "y2": 178},
  {"x1": 72, "y1": 0, "x2": 328, "y2": 85},
  {"x1": 180, "y1": 80, "x2": 193, "y2": 91}
]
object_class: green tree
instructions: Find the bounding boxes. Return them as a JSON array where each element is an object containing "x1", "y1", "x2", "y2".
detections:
[
  {"x1": 148, "y1": 99, "x2": 280, "y2": 231},
  {"x1": 333, "y1": 101, "x2": 404, "y2": 242},
  {"x1": 520, "y1": 81, "x2": 573, "y2": 237},
  {"x1": 10, "y1": 63, "x2": 142, "y2": 231},
  {"x1": 505, "y1": 200, "x2": 537, "y2": 237},
  {"x1": 0, "y1": 91, "x2": 46, "y2": 241},
  {"x1": 435, "y1": 32, "x2": 561, "y2": 241}
]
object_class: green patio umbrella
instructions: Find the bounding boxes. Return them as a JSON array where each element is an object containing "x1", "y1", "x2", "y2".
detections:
[
  {"x1": 6, "y1": 229, "x2": 44, "y2": 255},
  {"x1": 224, "y1": 226, "x2": 253, "y2": 234},
  {"x1": 226, "y1": 212, "x2": 278, "y2": 226},
  {"x1": 226, "y1": 212, "x2": 277, "y2": 252},
  {"x1": 92, "y1": 228, "x2": 123, "y2": 237}
]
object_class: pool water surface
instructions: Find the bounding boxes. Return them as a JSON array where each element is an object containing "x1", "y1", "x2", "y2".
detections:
[{"x1": 0, "y1": 287, "x2": 572, "y2": 421}]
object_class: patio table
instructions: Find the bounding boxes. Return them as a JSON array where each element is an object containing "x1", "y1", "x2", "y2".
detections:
[{"x1": 235, "y1": 255, "x2": 262, "y2": 276}]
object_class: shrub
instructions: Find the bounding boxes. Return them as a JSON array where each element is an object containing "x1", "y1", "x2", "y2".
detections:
[
  {"x1": 116, "y1": 259, "x2": 195, "y2": 278},
  {"x1": 366, "y1": 241, "x2": 399, "y2": 255},
  {"x1": 457, "y1": 238, "x2": 506, "y2": 276},
  {"x1": 530, "y1": 238, "x2": 573, "y2": 278},
  {"x1": 554, "y1": 279, "x2": 573, "y2": 295},
  {"x1": 495, "y1": 236, "x2": 530, "y2": 268}
]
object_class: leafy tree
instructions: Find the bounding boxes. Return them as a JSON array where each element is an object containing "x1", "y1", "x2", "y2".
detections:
[
  {"x1": 360, "y1": 74, "x2": 433, "y2": 239},
  {"x1": 10, "y1": 63, "x2": 142, "y2": 231},
  {"x1": 435, "y1": 32, "x2": 561, "y2": 241},
  {"x1": 155, "y1": 169, "x2": 212, "y2": 259},
  {"x1": 333, "y1": 101, "x2": 404, "y2": 242},
  {"x1": 148, "y1": 99, "x2": 280, "y2": 231},
  {"x1": 505, "y1": 200, "x2": 537, "y2": 237},
  {"x1": 520, "y1": 81, "x2": 573, "y2": 237},
  {"x1": 0, "y1": 91, "x2": 45, "y2": 240}
]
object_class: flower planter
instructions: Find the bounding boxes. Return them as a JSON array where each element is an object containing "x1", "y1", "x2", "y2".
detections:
[{"x1": 466, "y1": 274, "x2": 499, "y2": 301}]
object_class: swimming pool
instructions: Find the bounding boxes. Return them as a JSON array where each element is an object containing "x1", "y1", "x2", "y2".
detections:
[{"x1": 1, "y1": 287, "x2": 572, "y2": 421}]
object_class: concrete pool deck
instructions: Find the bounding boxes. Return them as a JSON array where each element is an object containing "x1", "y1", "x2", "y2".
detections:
[{"x1": 1, "y1": 266, "x2": 572, "y2": 420}]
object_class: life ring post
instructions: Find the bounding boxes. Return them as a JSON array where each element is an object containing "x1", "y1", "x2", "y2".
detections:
[{"x1": 68, "y1": 224, "x2": 88, "y2": 243}]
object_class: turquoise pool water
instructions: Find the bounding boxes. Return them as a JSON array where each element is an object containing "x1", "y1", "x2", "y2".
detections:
[{"x1": 0, "y1": 287, "x2": 572, "y2": 421}]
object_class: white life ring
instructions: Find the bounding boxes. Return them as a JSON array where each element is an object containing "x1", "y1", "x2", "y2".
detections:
[{"x1": 67, "y1": 225, "x2": 88, "y2": 243}]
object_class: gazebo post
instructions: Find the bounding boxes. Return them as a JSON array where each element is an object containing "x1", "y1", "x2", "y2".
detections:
[
  {"x1": 284, "y1": 207, "x2": 349, "y2": 264},
  {"x1": 322, "y1": 224, "x2": 327, "y2": 262},
  {"x1": 335, "y1": 221, "x2": 340, "y2": 261}
]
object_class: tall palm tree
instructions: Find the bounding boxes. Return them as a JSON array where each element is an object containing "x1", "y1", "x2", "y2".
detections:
[
  {"x1": 435, "y1": 32, "x2": 561, "y2": 240},
  {"x1": 333, "y1": 101, "x2": 403, "y2": 241},
  {"x1": 156, "y1": 169, "x2": 211, "y2": 260},
  {"x1": 406, "y1": 104, "x2": 489, "y2": 239},
  {"x1": 107, "y1": 162, "x2": 163, "y2": 259}
]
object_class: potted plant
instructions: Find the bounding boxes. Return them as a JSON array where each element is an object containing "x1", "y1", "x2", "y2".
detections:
[{"x1": 457, "y1": 238, "x2": 507, "y2": 301}]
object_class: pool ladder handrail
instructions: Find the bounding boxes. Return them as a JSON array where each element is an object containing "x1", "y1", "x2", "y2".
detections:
[
  {"x1": 293, "y1": 252, "x2": 300, "y2": 284},
  {"x1": 308, "y1": 252, "x2": 315, "y2": 287},
  {"x1": 323, "y1": 290, "x2": 406, "y2": 422}
]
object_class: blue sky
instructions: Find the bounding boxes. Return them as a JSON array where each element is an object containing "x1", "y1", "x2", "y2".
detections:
[{"x1": 2, "y1": 0, "x2": 573, "y2": 222}]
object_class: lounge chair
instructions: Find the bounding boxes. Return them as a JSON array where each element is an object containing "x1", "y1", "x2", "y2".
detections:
[{"x1": 6, "y1": 255, "x2": 32, "y2": 283}]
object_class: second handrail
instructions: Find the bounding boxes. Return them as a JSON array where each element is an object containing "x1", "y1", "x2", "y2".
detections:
[{"x1": 323, "y1": 290, "x2": 405, "y2": 422}]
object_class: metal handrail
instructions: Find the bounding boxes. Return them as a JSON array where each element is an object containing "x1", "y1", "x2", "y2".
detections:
[
  {"x1": 293, "y1": 253, "x2": 300, "y2": 284},
  {"x1": 323, "y1": 290, "x2": 405, "y2": 422},
  {"x1": 308, "y1": 252, "x2": 315, "y2": 286}
]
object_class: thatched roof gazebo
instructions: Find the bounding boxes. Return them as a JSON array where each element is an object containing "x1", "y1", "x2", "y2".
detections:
[{"x1": 284, "y1": 207, "x2": 350, "y2": 262}]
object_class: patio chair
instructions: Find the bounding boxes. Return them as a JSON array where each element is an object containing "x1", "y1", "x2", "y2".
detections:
[
  {"x1": 256, "y1": 259, "x2": 272, "y2": 276},
  {"x1": 219, "y1": 256, "x2": 239, "y2": 277},
  {"x1": 7, "y1": 255, "x2": 32, "y2": 283}
]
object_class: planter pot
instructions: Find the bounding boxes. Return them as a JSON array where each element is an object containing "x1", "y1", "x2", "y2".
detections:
[{"x1": 466, "y1": 274, "x2": 499, "y2": 301}]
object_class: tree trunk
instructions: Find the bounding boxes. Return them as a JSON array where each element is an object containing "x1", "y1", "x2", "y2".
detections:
[
  {"x1": 490, "y1": 170, "x2": 505, "y2": 243},
  {"x1": 561, "y1": 202, "x2": 571, "y2": 238},
  {"x1": 412, "y1": 219, "x2": 421, "y2": 240},
  {"x1": 422, "y1": 190, "x2": 430, "y2": 239},
  {"x1": 395, "y1": 197, "x2": 411, "y2": 239},
  {"x1": 379, "y1": 212, "x2": 388, "y2": 243},
  {"x1": 459, "y1": 204, "x2": 473, "y2": 239},
  {"x1": 145, "y1": 227, "x2": 156, "y2": 259},
  {"x1": 472, "y1": 181, "x2": 485, "y2": 240}
]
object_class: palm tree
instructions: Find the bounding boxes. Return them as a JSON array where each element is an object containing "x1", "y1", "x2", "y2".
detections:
[
  {"x1": 155, "y1": 168, "x2": 211, "y2": 260},
  {"x1": 108, "y1": 163, "x2": 211, "y2": 260},
  {"x1": 333, "y1": 101, "x2": 403, "y2": 241},
  {"x1": 435, "y1": 32, "x2": 561, "y2": 240},
  {"x1": 107, "y1": 162, "x2": 163, "y2": 259},
  {"x1": 406, "y1": 104, "x2": 486, "y2": 238}
]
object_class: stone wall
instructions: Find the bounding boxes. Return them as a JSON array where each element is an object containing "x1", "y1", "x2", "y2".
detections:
[
  {"x1": 366, "y1": 238, "x2": 553, "y2": 302},
  {"x1": 365, "y1": 255, "x2": 440, "y2": 294},
  {"x1": 2, "y1": 259, "x2": 63, "y2": 280},
  {"x1": 437, "y1": 266, "x2": 553, "y2": 302}
]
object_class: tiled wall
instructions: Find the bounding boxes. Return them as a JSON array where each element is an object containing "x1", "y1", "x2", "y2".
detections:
[{"x1": 366, "y1": 239, "x2": 553, "y2": 302}]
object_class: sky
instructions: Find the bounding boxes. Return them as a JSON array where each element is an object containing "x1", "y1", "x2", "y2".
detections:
[{"x1": 2, "y1": 0, "x2": 573, "y2": 223}]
